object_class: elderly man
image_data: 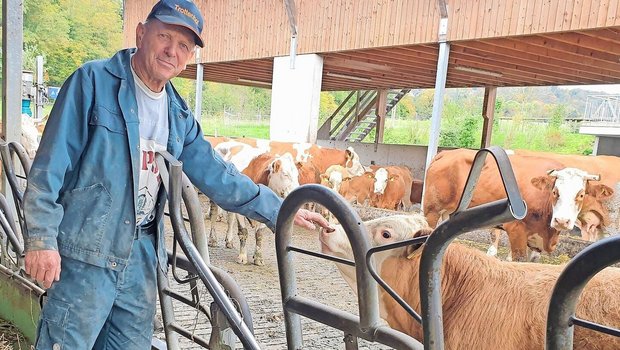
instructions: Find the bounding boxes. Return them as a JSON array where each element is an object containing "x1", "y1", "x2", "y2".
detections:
[{"x1": 22, "y1": 0, "x2": 330, "y2": 348}]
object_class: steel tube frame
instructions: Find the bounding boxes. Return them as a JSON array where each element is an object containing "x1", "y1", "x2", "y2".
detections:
[
  {"x1": 155, "y1": 151, "x2": 260, "y2": 350},
  {"x1": 0, "y1": 142, "x2": 32, "y2": 245},
  {"x1": 276, "y1": 184, "x2": 423, "y2": 350},
  {"x1": 418, "y1": 147, "x2": 527, "y2": 350},
  {"x1": 546, "y1": 234, "x2": 620, "y2": 349}
]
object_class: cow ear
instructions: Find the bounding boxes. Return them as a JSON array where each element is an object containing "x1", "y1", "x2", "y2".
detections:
[
  {"x1": 405, "y1": 228, "x2": 432, "y2": 259},
  {"x1": 587, "y1": 184, "x2": 614, "y2": 200},
  {"x1": 531, "y1": 176, "x2": 553, "y2": 191},
  {"x1": 272, "y1": 160, "x2": 282, "y2": 173}
]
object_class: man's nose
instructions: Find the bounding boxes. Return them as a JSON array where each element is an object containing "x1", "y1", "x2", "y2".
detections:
[{"x1": 163, "y1": 44, "x2": 176, "y2": 57}]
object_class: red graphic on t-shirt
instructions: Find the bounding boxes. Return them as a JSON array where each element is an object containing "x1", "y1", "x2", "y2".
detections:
[{"x1": 141, "y1": 150, "x2": 159, "y2": 174}]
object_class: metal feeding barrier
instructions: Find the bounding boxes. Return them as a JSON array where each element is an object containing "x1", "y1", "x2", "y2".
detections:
[
  {"x1": 155, "y1": 151, "x2": 259, "y2": 350},
  {"x1": 418, "y1": 146, "x2": 527, "y2": 350},
  {"x1": 275, "y1": 146, "x2": 527, "y2": 350},
  {"x1": 0, "y1": 141, "x2": 32, "y2": 248},
  {"x1": 546, "y1": 235, "x2": 620, "y2": 349},
  {"x1": 275, "y1": 183, "x2": 424, "y2": 350}
]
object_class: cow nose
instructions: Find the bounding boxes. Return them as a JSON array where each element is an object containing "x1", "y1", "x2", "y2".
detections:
[{"x1": 553, "y1": 218, "x2": 570, "y2": 229}]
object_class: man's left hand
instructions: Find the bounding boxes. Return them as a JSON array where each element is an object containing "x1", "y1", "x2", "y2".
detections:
[{"x1": 293, "y1": 209, "x2": 334, "y2": 232}]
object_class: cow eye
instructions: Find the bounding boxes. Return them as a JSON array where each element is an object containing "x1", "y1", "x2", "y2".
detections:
[
  {"x1": 552, "y1": 188, "x2": 558, "y2": 197},
  {"x1": 382, "y1": 230, "x2": 391, "y2": 239}
]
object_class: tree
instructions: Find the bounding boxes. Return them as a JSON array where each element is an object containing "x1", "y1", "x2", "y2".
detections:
[{"x1": 23, "y1": 0, "x2": 123, "y2": 85}]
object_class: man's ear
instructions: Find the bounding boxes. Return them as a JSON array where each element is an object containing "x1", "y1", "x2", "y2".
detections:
[
  {"x1": 136, "y1": 22, "x2": 147, "y2": 48},
  {"x1": 405, "y1": 228, "x2": 433, "y2": 258}
]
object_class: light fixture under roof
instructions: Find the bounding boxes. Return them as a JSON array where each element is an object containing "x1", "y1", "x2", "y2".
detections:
[
  {"x1": 454, "y1": 66, "x2": 503, "y2": 78},
  {"x1": 325, "y1": 72, "x2": 372, "y2": 82},
  {"x1": 237, "y1": 78, "x2": 272, "y2": 86}
]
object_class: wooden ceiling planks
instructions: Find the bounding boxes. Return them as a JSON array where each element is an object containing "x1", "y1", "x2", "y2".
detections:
[{"x1": 116, "y1": 0, "x2": 618, "y2": 91}]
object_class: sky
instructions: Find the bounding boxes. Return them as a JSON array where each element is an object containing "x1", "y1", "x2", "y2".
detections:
[{"x1": 560, "y1": 84, "x2": 620, "y2": 95}]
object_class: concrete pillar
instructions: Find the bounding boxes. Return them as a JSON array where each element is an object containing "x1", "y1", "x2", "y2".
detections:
[
  {"x1": 480, "y1": 87, "x2": 497, "y2": 148},
  {"x1": 270, "y1": 54, "x2": 323, "y2": 142}
]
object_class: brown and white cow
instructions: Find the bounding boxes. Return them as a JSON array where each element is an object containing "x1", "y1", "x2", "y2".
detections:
[
  {"x1": 234, "y1": 152, "x2": 300, "y2": 265},
  {"x1": 423, "y1": 148, "x2": 613, "y2": 261},
  {"x1": 209, "y1": 141, "x2": 299, "y2": 265},
  {"x1": 371, "y1": 166, "x2": 414, "y2": 211},
  {"x1": 321, "y1": 215, "x2": 620, "y2": 350},
  {"x1": 338, "y1": 171, "x2": 377, "y2": 206},
  {"x1": 231, "y1": 137, "x2": 361, "y2": 174},
  {"x1": 515, "y1": 150, "x2": 619, "y2": 239}
]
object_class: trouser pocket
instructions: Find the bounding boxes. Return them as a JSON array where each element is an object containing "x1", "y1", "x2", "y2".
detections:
[{"x1": 35, "y1": 298, "x2": 71, "y2": 350}]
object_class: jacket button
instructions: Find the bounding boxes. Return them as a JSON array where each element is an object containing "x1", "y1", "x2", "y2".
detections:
[
  {"x1": 53, "y1": 344, "x2": 60, "y2": 350},
  {"x1": 137, "y1": 144, "x2": 140, "y2": 150},
  {"x1": 176, "y1": 137, "x2": 180, "y2": 142},
  {"x1": 131, "y1": 108, "x2": 135, "y2": 114},
  {"x1": 124, "y1": 220, "x2": 130, "y2": 224},
  {"x1": 110, "y1": 261, "x2": 117, "y2": 267},
  {"x1": 178, "y1": 114, "x2": 182, "y2": 119}
]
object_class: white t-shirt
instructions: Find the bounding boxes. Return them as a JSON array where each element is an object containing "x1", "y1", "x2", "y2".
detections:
[{"x1": 130, "y1": 59, "x2": 169, "y2": 225}]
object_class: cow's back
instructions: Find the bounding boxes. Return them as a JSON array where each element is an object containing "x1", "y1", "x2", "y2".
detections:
[{"x1": 379, "y1": 244, "x2": 620, "y2": 350}]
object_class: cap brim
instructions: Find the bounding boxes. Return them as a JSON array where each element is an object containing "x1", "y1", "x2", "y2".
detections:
[{"x1": 151, "y1": 14, "x2": 204, "y2": 47}]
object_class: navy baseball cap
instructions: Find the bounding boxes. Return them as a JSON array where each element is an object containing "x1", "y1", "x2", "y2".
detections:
[{"x1": 147, "y1": 0, "x2": 204, "y2": 47}]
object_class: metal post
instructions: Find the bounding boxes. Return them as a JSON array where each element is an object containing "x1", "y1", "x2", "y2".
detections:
[
  {"x1": 2, "y1": 0, "x2": 22, "y2": 144},
  {"x1": 422, "y1": 1, "x2": 450, "y2": 208},
  {"x1": 2, "y1": 0, "x2": 23, "y2": 209},
  {"x1": 194, "y1": 48, "x2": 204, "y2": 125},
  {"x1": 36, "y1": 56, "x2": 44, "y2": 121},
  {"x1": 284, "y1": 0, "x2": 298, "y2": 69}
]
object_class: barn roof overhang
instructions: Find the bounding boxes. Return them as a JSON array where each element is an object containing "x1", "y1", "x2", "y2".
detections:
[{"x1": 179, "y1": 26, "x2": 620, "y2": 91}]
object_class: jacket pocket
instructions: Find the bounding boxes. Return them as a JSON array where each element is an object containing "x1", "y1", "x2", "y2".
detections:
[
  {"x1": 58, "y1": 183, "x2": 112, "y2": 253},
  {"x1": 89, "y1": 105, "x2": 126, "y2": 134}
]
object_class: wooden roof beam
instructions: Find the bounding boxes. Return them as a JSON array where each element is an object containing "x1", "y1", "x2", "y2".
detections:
[
  {"x1": 480, "y1": 38, "x2": 620, "y2": 77},
  {"x1": 451, "y1": 44, "x2": 617, "y2": 84}
]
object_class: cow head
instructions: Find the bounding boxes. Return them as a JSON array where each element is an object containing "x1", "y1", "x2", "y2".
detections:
[
  {"x1": 530, "y1": 167, "x2": 612, "y2": 231},
  {"x1": 373, "y1": 168, "x2": 401, "y2": 195},
  {"x1": 267, "y1": 153, "x2": 300, "y2": 197},
  {"x1": 319, "y1": 214, "x2": 431, "y2": 294},
  {"x1": 575, "y1": 194, "x2": 612, "y2": 242}
]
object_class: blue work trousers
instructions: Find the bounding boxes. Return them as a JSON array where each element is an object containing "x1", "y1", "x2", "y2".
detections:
[{"x1": 34, "y1": 230, "x2": 158, "y2": 350}]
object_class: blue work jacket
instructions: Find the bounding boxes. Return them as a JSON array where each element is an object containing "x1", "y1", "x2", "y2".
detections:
[{"x1": 23, "y1": 48, "x2": 282, "y2": 272}]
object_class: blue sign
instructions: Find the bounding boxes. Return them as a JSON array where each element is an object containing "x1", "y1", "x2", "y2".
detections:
[{"x1": 48, "y1": 87, "x2": 60, "y2": 100}]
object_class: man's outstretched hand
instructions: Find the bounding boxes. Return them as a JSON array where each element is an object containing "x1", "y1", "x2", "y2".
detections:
[
  {"x1": 293, "y1": 208, "x2": 335, "y2": 232},
  {"x1": 25, "y1": 250, "x2": 61, "y2": 289}
]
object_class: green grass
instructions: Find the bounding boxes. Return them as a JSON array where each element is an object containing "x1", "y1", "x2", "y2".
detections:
[
  {"x1": 181, "y1": 114, "x2": 594, "y2": 155},
  {"x1": 201, "y1": 116, "x2": 270, "y2": 139}
]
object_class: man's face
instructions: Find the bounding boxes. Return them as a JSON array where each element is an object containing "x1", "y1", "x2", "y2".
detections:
[{"x1": 135, "y1": 19, "x2": 195, "y2": 85}]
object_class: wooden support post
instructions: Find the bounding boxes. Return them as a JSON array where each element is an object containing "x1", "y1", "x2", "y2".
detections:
[
  {"x1": 375, "y1": 89, "x2": 388, "y2": 144},
  {"x1": 480, "y1": 87, "x2": 497, "y2": 148}
]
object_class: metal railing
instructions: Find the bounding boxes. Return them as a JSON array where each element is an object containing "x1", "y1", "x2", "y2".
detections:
[
  {"x1": 418, "y1": 146, "x2": 527, "y2": 349},
  {"x1": 582, "y1": 94, "x2": 620, "y2": 125},
  {"x1": 276, "y1": 183, "x2": 424, "y2": 350},
  {"x1": 155, "y1": 151, "x2": 259, "y2": 350},
  {"x1": 546, "y1": 235, "x2": 620, "y2": 349}
]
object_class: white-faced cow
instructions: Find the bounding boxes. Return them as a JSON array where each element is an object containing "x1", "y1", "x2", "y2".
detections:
[
  {"x1": 321, "y1": 215, "x2": 620, "y2": 350},
  {"x1": 423, "y1": 148, "x2": 613, "y2": 261}
]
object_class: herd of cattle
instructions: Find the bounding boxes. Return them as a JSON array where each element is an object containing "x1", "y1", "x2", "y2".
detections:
[{"x1": 205, "y1": 136, "x2": 619, "y2": 266}]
